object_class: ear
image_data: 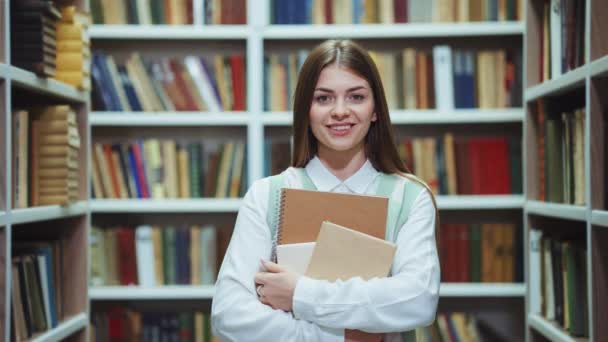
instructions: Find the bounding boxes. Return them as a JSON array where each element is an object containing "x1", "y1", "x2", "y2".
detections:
[{"x1": 371, "y1": 112, "x2": 377, "y2": 122}]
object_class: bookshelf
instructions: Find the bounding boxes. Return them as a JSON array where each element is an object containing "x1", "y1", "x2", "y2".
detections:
[
  {"x1": 1, "y1": 0, "x2": 92, "y2": 340},
  {"x1": 524, "y1": 0, "x2": 607, "y2": 341},
  {"x1": 88, "y1": 0, "x2": 527, "y2": 340}
]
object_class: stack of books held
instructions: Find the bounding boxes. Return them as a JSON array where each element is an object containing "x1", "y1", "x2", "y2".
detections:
[
  {"x1": 11, "y1": 0, "x2": 62, "y2": 76},
  {"x1": 32, "y1": 105, "x2": 81, "y2": 206},
  {"x1": 54, "y1": 6, "x2": 92, "y2": 90}
]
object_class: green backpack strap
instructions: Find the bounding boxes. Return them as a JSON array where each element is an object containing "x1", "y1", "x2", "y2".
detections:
[{"x1": 377, "y1": 174, "x2": 424, "y2": 243}]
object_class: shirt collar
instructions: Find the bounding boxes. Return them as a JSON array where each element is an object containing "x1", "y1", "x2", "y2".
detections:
[{"x1": 305, "y1": 156, "x2": 379, "y2": 194}]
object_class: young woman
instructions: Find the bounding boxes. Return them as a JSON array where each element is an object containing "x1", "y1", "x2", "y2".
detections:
[{"x1": 211, "y1": 39, "x2": 440, "y2": 341}]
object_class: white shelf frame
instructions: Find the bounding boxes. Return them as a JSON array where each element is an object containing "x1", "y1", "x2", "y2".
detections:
[
  {"x1": 10, "y1": 202, "x2": 89, "y2": 225},
  {"x1": 437, "y1": 195, "x2": 524, "y2": 210},
  {"x1": 0, "y1": 212, "x2": 6, "y2": 227},
  {"x1": 90, "y1": 112, "x2": 251, "y2": 126},
  {"x1": 29, "y1": 313, "x2": 88, "y2": 342},
  {"x1": 439, "y1": 283, "x2": 526, "y2": 297},
  {"x1": 262, "y1": 22, "x2": 524, "y2": 39},
  {"x1": 524, "y1": 66, "x2": 588, "y2": 102},
  {"x1": 89, "y1": 25, "x2": 251, "y2": 39},
  {"x1": 525, "y1": 200, "x2": 588, "y2": 222},
  {"x1": 591, "y1": 210, "x2": 608, "y2": 228},
  {"x1": 527, "y1": 314, "x2": 584, "y2": 342},
  {"x1": 589, "y1": 54, "x2": 608, "y2": 78},
  {"x1": 90, "y1": 199, "x2": 242, "y2": 213},
  {"x1": 5, "y1": 64, "x2": 88, "y2": 103},
  {"x1": 262, "y1": 109, "x2": 524, "y2": 126},
  {"x1": 89, "y1": 285, "x2": 216, "y2": 300}
]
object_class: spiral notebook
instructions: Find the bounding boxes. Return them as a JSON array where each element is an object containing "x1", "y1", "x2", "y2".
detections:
[{"x1": 276, "y1": 188, "x2": 389, "y2": 245}]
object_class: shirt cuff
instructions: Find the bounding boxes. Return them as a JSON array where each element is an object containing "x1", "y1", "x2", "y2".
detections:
[{"x1": 292, "y1": 276, "x2": 322, "y2": 322}]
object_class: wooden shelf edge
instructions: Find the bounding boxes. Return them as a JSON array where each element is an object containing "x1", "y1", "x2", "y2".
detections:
[
  {"x1": 90, "y1": 112, "x2": 251, "y2": 126},
  {"x1": 89, "y1": 286, "x2": 215, "y2": 300},
  {"x1": 440, "y1": 283, "x2": 525, "y2": 297},
  {"x1": 90, "y1": 199, "x2": 242, "y2": 213},
  {"x1": 524, "y1": 66, "x2": 587, "y2": 102},
  {"x1": 527, "y1": 314, "x2": 585, "y2": 342},
  {"x1": 591, "y1": 210, "x2": 608, "y2": 228},
  {"x1": 30, "y1": 313, "x2": 88, "y2": 342},
  {"x1": 525, "y1": 200, "x2": 587, "y2": 222},
  {"x1": 11, "y1": 202, "x2": 88, "y2": 225},
  {"x1": 263, "y1": 22, "x2": 524, "y2": 39}
]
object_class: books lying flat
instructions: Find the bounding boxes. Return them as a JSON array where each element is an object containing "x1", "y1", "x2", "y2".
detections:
[
  {"x1": 306, "y1": 221, "x2": 396, "y2": 281},
  {"x1": 277, "y1": 188, "x2": 388, "y2": 245},
  {"x1": 276, "y1": 242, "x2": 315, "y2": 274}
]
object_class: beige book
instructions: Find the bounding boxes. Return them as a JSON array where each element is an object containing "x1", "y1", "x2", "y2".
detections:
[
  {"x1": 378, "y1": 0, "x2": 394, "y2": 23},
  {"x1": 14, "y1": 110, "x2": 29, "y2": 208},
  {"x1": 144, "y1": 139, "x2": 165, "y2": 199},
  {"x1": 38, "y1": 168, "x2": 78, "y2": 179},
  {"x1": 214, "y1": 55, "x2": 231, "y2": 110},
  {"x1": 215, "y1": 142, "x2": 234, "y2": 198},
  {"x1": 90, "y1": 152, "x2": 105, "y2": 198},
  {"x1": 131, "y1": 53, "x2": 164, "y2": 111},
  {"x1": 37, "y1": 194, "x2": 77, "y2": 205},
  {"x1": 152, "y1": 226, "x2": 165, "y2": 285},
  {"x1": 312, "y1": 0, "x2": 326, "y2": 24},
  {"x1": 94, "y1": 143, "x2": 116, "y2": 198},
  {"x1": 126, "y1": 57, "x2": 154, "y2": 111},
  {"x1": 39, "y1": 145, "x2": 79, "y2": 157},
  {"x1": 39, "y1": 155, "x2": 79, "y2": 169},
  {"x1": 177, "y1": 144, "x2": 191, "y2": 198},
  {"x1": 39, "y1": 178, "x2": 78, "y2": 189},
  {"x1": 277, "y1": 242, "x2": 316, "y2": 274},
  {"x1": 190, "y1": 226, "x2": 201, "y2": 285},
  {"x1": 162, "y1": 140, "x2": 178, "y2": 198},
  {"x1": 194, "y1": 312, "x2": 204, "y2": 342},
  {"x1": 402, "y1": 48, "x2": 417, "y2": 109},
  {"x1": 104, "y1": 229, "x2": 120, "y2": 285},
  {"x1": 443, "y1": 133, "x2": 458, "y2": 195},
  {"x1": 306, "y1": 221, "x2": 396, "y2": 281},
  {"x1": 37, "y1": 120, "x2": 76, "y2": 135},
  {"x1": 110, "y1": 149, "x2": 129, "y2": 198},
  {"x1": 229, "y1": 142, "x2": 245, "y2": 198}
]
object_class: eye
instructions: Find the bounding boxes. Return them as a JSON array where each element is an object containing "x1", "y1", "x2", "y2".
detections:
[
  {"x1": 349, "y1": 94, "x2": 366, "y2": 102},
  {"x1": 314, "y1": 95, "x2": 332, "y2": 104}
]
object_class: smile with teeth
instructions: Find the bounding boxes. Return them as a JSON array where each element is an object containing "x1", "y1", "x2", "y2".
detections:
[{"x1": 327, "y1": 124, "x2": 355, "y2": 136}]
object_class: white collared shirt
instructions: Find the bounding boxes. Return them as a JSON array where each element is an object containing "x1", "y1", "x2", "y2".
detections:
[{"x1": 211, "y1": 157, "x2": 440, "y2": 342}]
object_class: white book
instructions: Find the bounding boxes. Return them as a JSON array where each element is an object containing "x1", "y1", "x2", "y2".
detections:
[
  {"x1": 184, "y1": 56, "x2": 222, "y2": 112},
  {"x1": 433, "y1": 45, "x2": 455, "y2": 112},
  {"x1": 136, "y1": 0, "x2": 152, "y2": 25},
  {"x1": 529, "y1": 229, "x2": 543, "y2": 314},
  {"x1": 550, "y1": 0, "x2": 562, "y2": 78},
  {"x1": 277, "y1": 242, "x2": 316, "y2": 274},
  {"x1": 543, "y1": 239, "x2": 555, "y2": 320},
  {"x1": 37, "y1": 255, "x2": 53, "y2": 329},
  {"x1": 200, "y1": 225, "x2": 217, "y2": 285},
  {"x1": 135, "y1": 225, "x2": 157, "y2": 287}
]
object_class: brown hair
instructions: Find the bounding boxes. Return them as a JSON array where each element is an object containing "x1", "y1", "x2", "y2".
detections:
[{"x1": 290, "y1": 39, "x2": 439, "y2": 222}]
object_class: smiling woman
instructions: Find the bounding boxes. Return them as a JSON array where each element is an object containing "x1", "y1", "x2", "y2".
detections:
[{"x1": 211, "y1": 40, "x2": 440, "y2": 342}]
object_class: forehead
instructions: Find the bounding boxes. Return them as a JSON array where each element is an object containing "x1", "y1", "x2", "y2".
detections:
[{"x1": 315, "y1": 64, "x2": 370, "y2": 89}]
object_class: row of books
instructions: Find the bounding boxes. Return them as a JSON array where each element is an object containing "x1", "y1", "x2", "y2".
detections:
[
  {"x1": 204, "y1": 0, "x2": 247, "y2": 24},
  {"x1": 11, "y1": 241, "x2": 64, "y2": 342},
  {"x1": 91, "y1": 140, "x2": 247, "y2": 199},
  {"x1": 439, "y1": 223, "x2": 522, "y2": 283},
  {"x1": 91, "y1": 225, "x2": 219, "y2": 286},
  {"x1": 529, "y1": 229, "x2": 588, "y2": 337},
  {"x1": 91, "y1": 0, "x2": 193, "y2": 25},
  {"x1": 417, "y1": 312, "x2": 514, "y2": 342},
  {"x1": 539, "y1": 0, "x2": 585, "y2": 82},
  {"x1": 12, "y1": 105, "x2": 82, "y2": 208},
  {"x1": 91, "y1": 308, "x2": 219, "y2": 342},
  {"x1": 272, "y1": 0, "x2": 522, "y2": 24},
  {"x1": 534, "y1": 102, "x2": 585, "y2": 205},
  {"x1": 92, "y1": 52, "x2": 246, "y2": 112},
  {"x1": 264, "y1": 46, "x2": 521, "y2": 111}
]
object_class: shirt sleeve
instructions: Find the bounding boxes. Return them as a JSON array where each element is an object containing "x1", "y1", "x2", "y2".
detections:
[
  {"x1": 291, "y1": 187, "x2": 440, "y2": 333},
  {"x1": 211, "y1": 179, "x2": 345, "y2": 342}
]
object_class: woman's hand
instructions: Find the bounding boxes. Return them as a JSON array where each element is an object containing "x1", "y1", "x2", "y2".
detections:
[{"x1": 254, "y1": 259, "x2": 301, "y2": 311}]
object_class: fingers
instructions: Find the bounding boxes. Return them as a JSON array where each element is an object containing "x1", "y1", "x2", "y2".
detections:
[
  {"x1": 261, "y1": 259, "x2": 285, "y2": 273},
  {"x1": 254, "y1": 272, "x2": 267, "y2": 285}
]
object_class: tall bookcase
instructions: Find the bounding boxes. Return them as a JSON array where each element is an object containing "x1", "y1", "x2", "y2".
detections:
[
  {"x1": 0, "y1": 0, "x2": 91, "y2": 341},
  {"x1": 524, "y1": 0, "x2": 608, "y2": 341},
  {"x1": 88, "y1": 0, "x2": 528, "y2": 339}
]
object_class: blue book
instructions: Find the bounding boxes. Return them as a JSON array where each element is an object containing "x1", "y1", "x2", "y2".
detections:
[
  {"x1": 353, "y1": 0, "x2": 363, "y2": 24},
  {"x1": 199, "y1": 57, "x2": 222, "y2": 109},
  {"x1": 127, "y1": 145, "x2": 143, "y2": 198},
  {"x1": 91, "y1": 54, "x2": 115, "y2": 110},
  {"x1": 462, "y1": 51, "x2": 476, "y2": 108},
  {"x1": 96, "y1": 53, "x2": 123, "y2": 111},
  {"x1": 117, "y1": 65, "x2": 143, "y2": 111}
]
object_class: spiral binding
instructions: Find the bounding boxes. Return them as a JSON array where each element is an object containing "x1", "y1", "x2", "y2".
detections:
[{"x1": 271, "y1": 188, "x2": 287, "y2": 262}]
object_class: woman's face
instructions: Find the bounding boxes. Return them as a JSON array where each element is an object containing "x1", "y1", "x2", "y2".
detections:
[{"x1": 309, "y1": 64, "x2": 376, "y2": 158}]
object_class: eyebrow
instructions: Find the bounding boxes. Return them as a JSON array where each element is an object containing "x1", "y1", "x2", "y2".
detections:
[{"x1": 314, "y1": 86, "x2": 368, "y2": 92}]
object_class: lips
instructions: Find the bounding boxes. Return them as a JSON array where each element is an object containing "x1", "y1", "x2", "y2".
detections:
[{"x1": 327, "y1": 123, "x2": 355, "y2": 136}]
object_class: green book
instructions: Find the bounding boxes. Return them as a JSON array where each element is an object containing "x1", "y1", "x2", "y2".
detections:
[
  {"x1": 545, "y1": 117, "x2": 563, "y2": 203},
  {"x1": 179, "y1": 312, "x2": 193, "y2": 342},
  {"x1": 469, "y1": 224, "x2": 482, "y2": 282},
  {"x1": 24, "y1": 256, "x2": 47, "y2": 333},
  {"x1": 189, "y1": 143, "x2": 201, "y2": 198},
  {"x1": 162, "y1": 228, "x2": 177, "y2": 285}
]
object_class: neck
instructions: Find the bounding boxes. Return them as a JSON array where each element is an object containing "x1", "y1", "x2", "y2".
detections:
[{"x1": 317, "y1": 145, "x2": 367, "y2": 181}]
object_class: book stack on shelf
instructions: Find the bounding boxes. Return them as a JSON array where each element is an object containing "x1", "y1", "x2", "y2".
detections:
[
  {"x1": 91, "y1": 307, "x2": 219, "y2": 342},
  {"x1": 524, "y1": 0, "x2": 608, "y2": 341},
  {"x1": 2, "y1": 0, "x2": 91, "y2": 340},
  {"x1": 54, "y1": 6, "x2": 92, "y2": 90},
  {"x1": 86, "y1": 0, "x2": 529, "y2": 340},
  {"x1": 270, "y1": 0, "x2": 523, "y2": 24}
]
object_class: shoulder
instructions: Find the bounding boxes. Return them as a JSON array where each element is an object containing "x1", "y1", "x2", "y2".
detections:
[
  {"x1": 242, "y1": 167, "x2": 300, "y2": 208},
  {"x1": 383, "y1": 172, "x2": 436, "y2": 209}
]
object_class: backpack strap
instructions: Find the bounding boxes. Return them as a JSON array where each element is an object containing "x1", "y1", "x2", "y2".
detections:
[
  {"x1": 377, "y1": 174, "x2": 424, "y2": 243},
  {"x1": 293, "y1": 167, "x2": 317, "y2": 190}
]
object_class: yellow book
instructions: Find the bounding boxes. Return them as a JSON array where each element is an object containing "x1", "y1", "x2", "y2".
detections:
[
  {"x1": 194, "y1": 312, "x2": 204, "y2": 342},
  {"x1": 229, "y1": 142, "x2": 245, "y2": 198},
  {"x1": 57, "y1": 40, "x2": 90, "y2": 53},
  {"x1": 443, "y1": 133, "x2": 458, "y2": 195},
  {"x1": 312, "y1": 0, "x2": 326, "y2": 24},
  {"x1": 38, "y1": 167, "x2": 78, "y2": 179},
  {"x1": 215, "y1": 142, "x2": 234, "y2": 198},
  {"x1": 39, "y1": 145, "x2": 79, "y2": 158},
  {"x1": 60, "y1": 6, "x2": 92, "y2": 26},
  {"x1": 144, "y1": 139, "x2": 165, "y2": 199},
  {"x1": 56, "y1": 52, "x2": 90, "y2": 72},
  {"x1": 363, "y1": 0, "x2": 378, "y2": 23},
  {"x1": 214, "y1": 55, "x2": 231, "y2": 110},
  {"x1": 151, "y1": 227, "x2": 164, "y2": 285},
  {"x1": 162, "y1": 140, "x2": 178, "y2": 198},
  {"x1": 35, "y1": 105, "x2": 74, "y2": 121},
  {"x1": 39, "y1": 129, "x2": 81, "y2": 149},
  {"x1": 110, "y1": 149, "x2": 129, "y2": 198},
  {"x1": 177, "y1": 144, "x2": 191, "y2": 198},
  {"x1": 39, "y1": 178, "x2": 78, "y2": 189},
  {"x1": 39, "y1": 155, "x2": 79, "y2": 169},
  {"x1": 190, "y1": 226, "x2": 201, "y2": 285},
  {"x1": 56, "y1": 23, "x2": 89, "y2": 43},
  {"x1": 37, "y1": 194, "x2": 77, "y2": 206},
  {"x1": 54, "y1": 70, "x2": 91, "y2": 90}
]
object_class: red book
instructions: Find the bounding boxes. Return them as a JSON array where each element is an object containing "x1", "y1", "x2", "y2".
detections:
[
  {"x1": 116, "y1": 228, "x2": 138, "y2": 285},
  {"x1": 457, "y1": 224, "x2": 470, "y2": 282},
  {"x1": 325, "y1": 0, "x2": 333, "y2": 24},
  {"x1": 236, "y1": 0, "x2": 247, "y2": 24},
  {"x1": 104, "y1": 144, "x2": 121, "y2": 198},
  {"x1": 494, "y1": 138, "x2": 512, "y2": 194},
  {"x1": 107, "y1": 307, "x2": 126, "y2": 340},
  {"x1": 169, "y1": 59, "x2": 199, "y2": 111},
  {"x1": 230, "y1": 54, "x2": 246, "y2": 111},
  {"x1": 468, "y1": 139, "x2": 483, "y2": 195},
  {"x1": 454, "y1": 138, "x2": 470, "y2": 195},
  {"x1": 394, "y1": 0, "x2": 407, "y2": 23},
  {"x1": 130, "y1": 142, "x2": 150, "y2": 198}
]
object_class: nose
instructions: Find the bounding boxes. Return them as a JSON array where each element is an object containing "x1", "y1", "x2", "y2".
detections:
[{"x1": 332, "y1": 97, "x2": 349, "y2": 118}]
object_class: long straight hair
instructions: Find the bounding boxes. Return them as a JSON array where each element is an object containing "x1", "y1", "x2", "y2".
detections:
[{"x1": 291, "y1": 39, "x2": 439, "y2": 215}]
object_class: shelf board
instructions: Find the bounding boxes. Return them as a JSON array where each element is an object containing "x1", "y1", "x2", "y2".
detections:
[
  {"x1": 525, "y1": 200, "x2": 587, "y2": 222},
  {"x1": 90, "y1": 199, "x2": 242, "y2": 213},
  {"x1": 592, "y1": 210, "x2": 608, "y2": 228},
  {"x1": 440, "y1": 283, "x2": 525, "y2": 297},
  {"x1": 262, "y1": 109, "x2": 524, "y2": 126},
  {"x1": 263, "y1": 22, "x2": 524, "y2": 39},
  {"x1": 11, "y1": 201, "x2": 88, "y2": 225},
  {"x1": 524, "y1": 66, "x2": 587, "y2": 102},
  {"x1": 0, "y1": 211, "x2": 6, "y2": 226},
  {"x1": 30, "y1": 313, "x2": 88, "y2": 342},
  {"x1": 89, "y1": 25, "x2": 250, "y2": 39},
  {"x1": 436, "y1": 195, "x2": 524, "y2": 210},
  {"x1": 527, "y1": 314, "x2": 587, "y2": 342},
  {"x1": 89, "y1": 285, "x2": 215, "y2": 300},
  {"x1": 590, "y1": 54, "x2": 608, "y2": 78},
  {"x1": 90, "y1": 112, "x2": 251, "y2": 126},
  {"x1": 6, "y1": 64, "x2": 88, "y2": 103}
]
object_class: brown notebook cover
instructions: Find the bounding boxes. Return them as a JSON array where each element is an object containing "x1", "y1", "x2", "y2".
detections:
[{"x1": 277, "y1": 188, "x2": 388, "y2": 245}]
